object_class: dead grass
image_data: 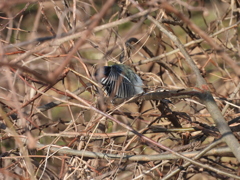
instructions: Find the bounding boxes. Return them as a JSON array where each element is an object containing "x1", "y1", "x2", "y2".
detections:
[{"x1": 0, "y1": 0, "x2": 240, "y2": 179}]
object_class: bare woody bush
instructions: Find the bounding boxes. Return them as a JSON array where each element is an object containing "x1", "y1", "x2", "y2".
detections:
[{"x1": 0, "y1": 0, "x2": 239, "y2": 179}]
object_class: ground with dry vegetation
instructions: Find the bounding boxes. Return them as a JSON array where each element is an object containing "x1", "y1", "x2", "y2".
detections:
[{"x1": 0, "y1": 0, "x2": 240, "y2": 179}]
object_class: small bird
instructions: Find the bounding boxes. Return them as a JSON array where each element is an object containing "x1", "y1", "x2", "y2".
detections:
[{"x1": 95, "y1": 64, "x2": 144, "y2": 98}]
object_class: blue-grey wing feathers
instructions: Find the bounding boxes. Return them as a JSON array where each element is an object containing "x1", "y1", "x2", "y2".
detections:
[{"x1": 98, "y1": 64, "x2": 144, "y2": 98}]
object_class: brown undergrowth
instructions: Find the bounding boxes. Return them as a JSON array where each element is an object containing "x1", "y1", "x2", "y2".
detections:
[{"x1": 0, "y1": 0, "x2": 240, "y2": 179}]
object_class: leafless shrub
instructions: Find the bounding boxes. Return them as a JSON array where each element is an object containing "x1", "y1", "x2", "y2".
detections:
[{"x1": 0, "y1": 0, "x2": 240, "y2": 179}]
